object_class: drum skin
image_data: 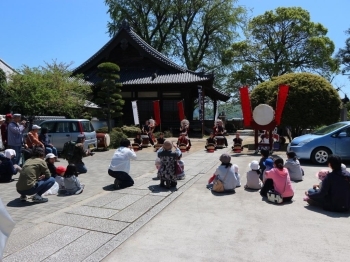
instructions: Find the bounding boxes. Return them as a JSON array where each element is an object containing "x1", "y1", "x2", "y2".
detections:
[
  {"x1": 253, "y1": 104, "x2": 274, "y2": 126},
  {"x1": 96, "y1": 133, "x2": 111, "y2": 148},
  {"x1": 132, "y1": 143, "x2": 140, "y2": 151},
  {"x1": 179, "y1": 144, "x2": 187, "y2": 152},
  {"x1": 207, "y1": 143, "x2": 215, "y2": 152}
]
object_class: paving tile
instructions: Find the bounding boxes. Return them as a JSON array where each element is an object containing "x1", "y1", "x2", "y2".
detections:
[
  {"x1": 66, "y1": 205, "x2": 119, "y2": 218},
  {"x1": 133, "y1": 177, "x2": 153, "y2": 187},
  {"x1": 109, "y1": 195, "x2": 164, "y2": 222},
  {"x1": 103, "y1": 194, "x2": 143, "y2": 210},
  {"x1": 136, "y1": 180, "x2": 161, "y2": 189},
  {"x1": 83, "y1": 192, "x2": 125, "y2": 207},
  {"x1": 4, "y1": 222, "x2": 63, "y2": 257},
  {"x1": 117, "y1": 188, "x2": 150, "y2": 196},
  {"x1": 48, "y1": 213, "x2": 129, "y2": 234},
  {"x1": 43, "y1": 231, "x2": 113, "y2": 262},
  {"x1": 3, "y1": 226, "x2": 87, "y2": 262}
]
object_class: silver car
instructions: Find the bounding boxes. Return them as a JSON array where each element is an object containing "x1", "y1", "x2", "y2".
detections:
[{"x1": 35, "y1": 119, "x2": 97, "y2": 151}]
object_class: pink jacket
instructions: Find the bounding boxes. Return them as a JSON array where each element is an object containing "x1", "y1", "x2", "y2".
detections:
[{"x1": 265, "y1": 168, "x2": 294, "y2": 197}]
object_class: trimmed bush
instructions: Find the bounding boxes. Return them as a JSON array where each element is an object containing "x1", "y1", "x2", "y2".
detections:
[
  {"x1": 109, "y1": 131, "x2": 128, "y2": 148},
  {"x1": 96, "y1": 126, "x2": 122, "y2": 134},
  {"x1": 121, "y1": 125, "x2": 141, "y2": 137},
  {"x1": 153, "y1": 130, "x2": 173, "y2": 138}
]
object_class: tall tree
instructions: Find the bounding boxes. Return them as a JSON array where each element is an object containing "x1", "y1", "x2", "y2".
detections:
[
  {"x1": 337, "y1": 28, "x2": 350, "y2": 75},
  {"x1": 6, "y1": 62, "x2": 90, "y2": 117},
  {"x1": 223, "y1": 7, "x2": 339, "y2": 95},
  {"x1": 105, "y1": 0, "x2": 246, "y2": 77},
  {"x1": 95, "y1": 62, "x2": 124, "y2": 132}
]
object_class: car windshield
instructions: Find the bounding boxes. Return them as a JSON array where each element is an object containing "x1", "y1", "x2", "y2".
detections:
[
  {"x1": 312, "y1": 123, "x2": 348, "y2": 135},
  {"x1": 81, "y1": 121, "x2": 94, "y2": 132}
]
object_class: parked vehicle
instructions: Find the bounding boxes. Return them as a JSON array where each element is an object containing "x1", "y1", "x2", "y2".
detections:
[
  {"x1": 33, "y1": 119, "x2": 97, "y2": 152},
  {"x1": 287, "y1": 121, "x2": 350, "y2": 164}
]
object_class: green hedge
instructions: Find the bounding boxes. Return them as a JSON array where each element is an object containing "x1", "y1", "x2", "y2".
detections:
[
  {"x1": 153, "y1": 130, "x2": 173, "y2": 138},
  {"x1": 109, "y1": 131, "x2": 128, "y2": 148},
  {"x1": 96, "y1": 126, "x2": 122, "y2": 133},
  {"x1": 121, "y1": 125, "x2": 141, "y2": 137}
]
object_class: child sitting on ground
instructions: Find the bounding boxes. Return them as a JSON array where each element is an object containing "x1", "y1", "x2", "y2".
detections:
[
  {"x1": 64, "y1": 164, "x2": 84, "y2": 195},
  {"x1": 232, "y1": 164, "x2": 241, "y2": 187},
  {"x1": 262, "y1": 158, "x2": 274, "y2": 181},
  {"x1": 304, "y1": 169, "x2": 328, "y2": 201},
  {"x1": 177, "y1": 154, "x2": 185, "y2": 180},
  {"x1": 244, "y1": 160, "x2": 263, "y2": 190},
  {"x1": 56, "y1": 166, "x2": 66, "y2": 194}
]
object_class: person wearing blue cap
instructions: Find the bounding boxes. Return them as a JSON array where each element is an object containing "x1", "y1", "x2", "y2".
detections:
[{"x1": 262, "y1": 158, "x2": 274, "y2": 181}]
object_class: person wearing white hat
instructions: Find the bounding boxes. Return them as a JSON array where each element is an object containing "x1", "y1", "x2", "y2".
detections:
[
  {"x1": 0, "y1": 149, "x2": 21, "y2": 183},
  {"x1": 26, "y1": 125, "x2": 44, "y2": 149},
  {"x1": 244, "y1": 160, "x2": 263, "y2": 190},
  {"x1": 7, "y1": 113, "x2": 26, "y2": 165}
]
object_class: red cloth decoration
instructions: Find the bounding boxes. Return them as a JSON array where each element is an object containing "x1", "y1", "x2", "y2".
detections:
[
  {"x1": 239, "y1": 86, "x2": 253, "y2": 127},
  {"x1": 153, "y1": 100, "x2": 161, "y2": 125},
  {"x1": 177, "y1": 100, "x2": 185, "y2": 121},
  {"x1": 275, "y1": 84, "x2": 289, "y2": 125}
]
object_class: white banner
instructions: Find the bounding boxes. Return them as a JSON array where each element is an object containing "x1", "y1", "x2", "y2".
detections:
[
  {"x1": 131, "y1": 101, "x2": 140, "y2": 125},
  {"x1": 214, "y1": 101, "x2": 219, "y2": 124},
  {"x1": 198, "y1": 86, "x2": 203, "y2": 121}
]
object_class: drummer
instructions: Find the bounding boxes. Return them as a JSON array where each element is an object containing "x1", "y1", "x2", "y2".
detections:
[
  {"x1": 133, "y1": 133, "x2": 142, "y2": 150},
  {"x1": 154, "y1": 132, "x2": 165, "y2": 151},
  {"x1": 180, "y1": 119, "x2": 192, "y2": 147},
  {"x1": 177, "y1": 133, "x2": 191, "y2": 151},
  {"x1": 142, "y1": 120, "x2": 154, "y2": 146},
  {"x1": 205, "y1": 132, "x2": 217, "y2": 149},
  {"x1": 232, "y1": 133, "x2": 243, "y2": 150},
  {"x1": 214, "y1": 119, "x2": 228, "y2": 147}
]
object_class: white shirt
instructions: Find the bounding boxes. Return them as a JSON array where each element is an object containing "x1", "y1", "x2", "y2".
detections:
[
  {"x1": 214, "y1": 165, "x2": 238, "y2": 190},
  {"x1": 109, "y1": 147, "x2": 137, "y2": 173},
  {"x1": 246, "y1": 170, "x2": 263, "y2": 189}
]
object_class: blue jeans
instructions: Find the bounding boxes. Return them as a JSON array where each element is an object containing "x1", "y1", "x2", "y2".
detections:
[
  {"x1": 76, "y1": 163, "x2": 87, "y2": 174},
  {"x1": 45, "y1": 146, "x2": 58, "y2": 156},
  {"x1": 17, "y1": 177, "x2": 55, "y2": 197},
  {"x1": 9, "y1": 145, "x2": 22, "y2": 165}
]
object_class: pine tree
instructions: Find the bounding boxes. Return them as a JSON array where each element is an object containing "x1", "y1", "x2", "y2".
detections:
[{"x1": 95, "y1": 62, "x2": 124, "y2": 132}]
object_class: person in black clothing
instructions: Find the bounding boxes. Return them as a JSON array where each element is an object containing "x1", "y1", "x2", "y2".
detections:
[
  {"x1": 39, "y1": 127, "x2": 59, "y2": 159},
  {"x1": 133, "y1": 133, "x2": 142, "y2": 150},
  {"x1": 45, "y1": 153, "x2": 57, "y2": 177},
  {"x1": 156, "y1": 133, "x2": 165, "y2": 145},
  {"x1": 205, "y1": 132, "x2": 217, "y2": 149},
  {"x1": 306, "y1": 155, "x2": 350, "y2": 212},
  {"x1": 232, "y1": 133, "x2": 243, "y2": 150},
  {"x1": 142, "y1": 120, "x2": 154, "y2": 146},
  {"x1": 214, "y1": 120, "x2": 228, "y2": 147},
  {"x1": 0, "y1": 149, "x2": 21, "y2": 182},
  {"x1": 259, "y1": 149, "x2": 270, "y2": 181}
]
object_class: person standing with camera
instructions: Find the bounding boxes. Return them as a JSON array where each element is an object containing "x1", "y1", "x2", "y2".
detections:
[
  {"x1": 7, "y1": 114, "x2": 26, "y2": 165},
  {"x1": 68, "y1": 134, "x2": 94, "y2": 174}
]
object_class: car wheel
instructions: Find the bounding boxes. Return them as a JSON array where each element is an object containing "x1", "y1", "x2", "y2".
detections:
[{"x1": 311, "y1": 147, "x2": 331, "y2": 164}]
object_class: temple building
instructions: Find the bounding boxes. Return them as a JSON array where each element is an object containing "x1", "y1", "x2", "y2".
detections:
[{"x1": 73, "y1": 21, "x2": 229, "y2": 132}]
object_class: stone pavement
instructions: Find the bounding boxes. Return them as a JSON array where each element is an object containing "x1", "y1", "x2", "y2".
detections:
[
  {"x1": 104, "y1": 153, "x2": 350, "y2": 261},
  {"x1": 1, "y1": 137, "x2": 236, "y2": 261}
]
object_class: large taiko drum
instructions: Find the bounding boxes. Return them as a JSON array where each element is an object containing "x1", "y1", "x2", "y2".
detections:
[
  {"x1": 179, "y1": 143, "x2": 187, "y2": 152},
  {"x1": 141, "y1": 135, "x2": 149, "y2": 147},
  {"x1": 216, "y1": 136, "x2": 225, "y2": 148},
  {"x1": 253, "y1": 104, "x2": 274, "y2": 126},
  {"x1": 206, "y1": 143, "x2": 215, "y2": 153},
  {"x1": 233, "y1": 144, "x2": 242, "y2": 153},
  {"x1": 96, "y1": 133, "x2": 110, "y2": 149}
]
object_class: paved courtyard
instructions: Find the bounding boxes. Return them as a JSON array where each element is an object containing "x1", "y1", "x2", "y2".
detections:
[
  {"x1": 1, "y1": 138, "x2": 231, "y2": 261},
  {"x1": 1, "y1": 135, "x2": 350, "y2": 262}
]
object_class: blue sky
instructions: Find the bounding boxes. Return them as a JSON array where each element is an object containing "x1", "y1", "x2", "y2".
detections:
[{"x1": 1, "y1": 0, "x2": 350, "y2": 96}]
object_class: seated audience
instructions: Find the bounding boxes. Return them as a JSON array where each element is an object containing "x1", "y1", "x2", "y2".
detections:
[
  {"x1": 211, "y1": 154, "x2": 238, "y2": 192},
  {"x1": 26, "y1": 125, "x2": 45, "y2": 149},
  {"x1": 233, "y1": 164, "x2": 241, "y2": 187},
  {"x1": 0, "y1": 149, "x2": 21, "y2": 183},
  {"x1": 64, "y1": 164, "x2": 84, "y2": 195},
  {"x1": 245, "y1": 160, "x2": 263, "y2": 190},
  {"x1": 260, "y1": 158, "x2": 294, "y2": 202},
  {"x1": 39, "y1": 127, "x2": 59, "y2": 159},
  {"x1": 284, "y1": 151, "x2": 303, "y2": 181},
  {"x1": 305, "y1": 155, "x2": 350, "y2": 212}
]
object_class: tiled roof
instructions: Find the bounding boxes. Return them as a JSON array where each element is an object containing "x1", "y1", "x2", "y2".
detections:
[
  {"x1": 73, "y1": 22, "x2": 207, "y2": 77},
  {"x1": 122, "y1": 72, "x2": 209, "y2": 85}
]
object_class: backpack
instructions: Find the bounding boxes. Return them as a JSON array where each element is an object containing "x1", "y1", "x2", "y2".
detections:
[{"x1": 61, "y1": 141, "x2": 76, "y2": 161}]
